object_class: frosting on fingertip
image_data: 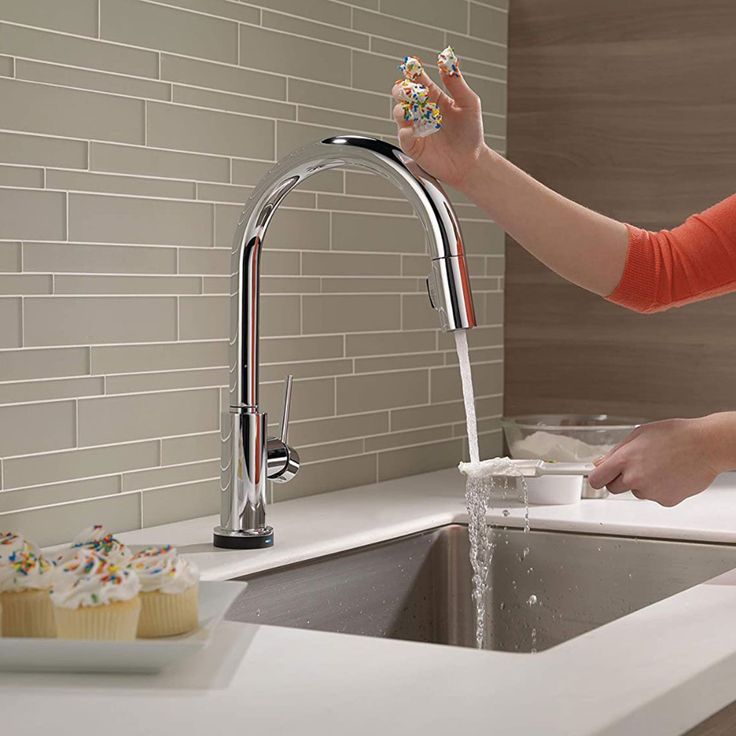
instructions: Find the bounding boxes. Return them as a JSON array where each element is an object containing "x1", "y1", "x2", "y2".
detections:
[
  {"x1": 437, "y1": 46, "x2": 460, "y2": 77},
  {"x1": 402, "y1": 101, "x2": 442, "y2": 137},
  {"x1": 399, "y1": 55, "x2": 424, "y2": 80},
  {"x1": 395, "y1": 79, "x2": 429, "y2": 105},
  {"x1": 130, "y1": 545, "x2": 199, "y2": 595}
]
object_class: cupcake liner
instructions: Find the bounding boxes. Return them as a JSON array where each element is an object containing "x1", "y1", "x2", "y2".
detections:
[
  {"x1": 1, "y1": 589, "x2": 56, "y2": 638},
  {"x1": 137, "y1": 583, "x2": 199, "y2": 638},
  {"x1": 54, "y1": 597, "x2": 141, "y2": 641}
]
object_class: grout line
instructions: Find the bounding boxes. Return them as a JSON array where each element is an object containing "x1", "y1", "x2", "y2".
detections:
[{"x1": 97, "y1": 0, "x2": 101, "y2": 38}]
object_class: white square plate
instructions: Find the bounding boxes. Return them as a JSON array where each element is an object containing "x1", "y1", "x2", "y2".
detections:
[{"x1": 0, "y1": 580, "x2": 246, "y2": 674}]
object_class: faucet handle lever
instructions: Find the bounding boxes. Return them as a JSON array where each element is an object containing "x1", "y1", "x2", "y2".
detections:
[{"x1": 280, "y1": 374, "x2": 294, "y2": 444}]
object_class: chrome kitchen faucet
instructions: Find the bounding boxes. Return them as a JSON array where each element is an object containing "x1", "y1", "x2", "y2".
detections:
[{"x1": 213, "y1": 135, "x2": 477, "y2": 549}]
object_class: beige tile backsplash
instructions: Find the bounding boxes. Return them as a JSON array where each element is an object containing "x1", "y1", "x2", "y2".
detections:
[{"x1": 0, "y1": 0, "x2": 507, "y2": 545}]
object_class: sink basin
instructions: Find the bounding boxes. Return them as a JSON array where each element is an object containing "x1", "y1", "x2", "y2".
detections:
[{"x1": 226, "y1": 524, "x2": 736, "y2": 653}]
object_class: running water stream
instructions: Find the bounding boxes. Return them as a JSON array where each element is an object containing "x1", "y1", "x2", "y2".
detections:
[{"x1": 453, "y1": 330, "x2": 531, "y2": 650}]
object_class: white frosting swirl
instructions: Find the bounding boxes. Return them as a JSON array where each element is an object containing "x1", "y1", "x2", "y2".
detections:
[
  {"x1": 130, "y1": 545, "x2": 199, "y2": 594},
  {"x1": 51, "y1": 551, "x2": 140, "y2": 609},
  {"x1": 0, "y1": 532, "x2": 55, "y2": 592},
  {"x1": 56, "y1": 524, "x2": 132, "y2": 567}
]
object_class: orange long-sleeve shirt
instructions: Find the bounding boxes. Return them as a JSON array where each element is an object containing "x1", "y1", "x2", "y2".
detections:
[{"x1": 607, "y1": 194, "x2": 736, "y2": 313}]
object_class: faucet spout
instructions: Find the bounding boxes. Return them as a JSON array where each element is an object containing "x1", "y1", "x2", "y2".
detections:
[{"x1": 213, "y1": 135, "x2": 477, "y2": 549}]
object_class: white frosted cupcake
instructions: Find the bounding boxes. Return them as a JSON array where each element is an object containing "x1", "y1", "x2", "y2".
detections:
[
  {"x1": 56, "y1": 524, "x2": 133, "y2": 567},
  {"x1": 52, "y1": 551, "x2": 141, "y2": 640},
  {"x1": 0, "y1": 532, "x2": 56, "y2": 638},
  {"x1": 130, "y1": 545, "x2": 199, "y2": 638}
]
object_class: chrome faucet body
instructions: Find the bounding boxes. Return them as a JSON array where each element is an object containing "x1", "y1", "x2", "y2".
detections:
[{"x1": 213, "y1": 135, "x2": 476, "y2": 549}]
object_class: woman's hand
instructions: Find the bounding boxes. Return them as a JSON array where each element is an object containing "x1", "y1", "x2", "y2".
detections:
[
  {"x1": 588, "y1": 414, "x2": 736, "y2": 506},
  {"x1": 391, "y1": 61, "x2": 488, "y2": 192}
]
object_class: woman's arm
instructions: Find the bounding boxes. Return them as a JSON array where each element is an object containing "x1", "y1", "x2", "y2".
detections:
[{"x1": 392, "y1": 64, "x2": 629, "y2": 296}]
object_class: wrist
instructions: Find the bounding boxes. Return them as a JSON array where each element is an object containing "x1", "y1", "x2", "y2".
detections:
[
  {"x1": 455, "y1": 143, "x2": 496, "y2": 196},
  {"x1": 698, "y1": 412, "x2": 736, "y2": 473}
]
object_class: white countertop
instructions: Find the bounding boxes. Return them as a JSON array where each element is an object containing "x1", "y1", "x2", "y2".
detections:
[{"x1": 4, "y1": 468, "x2": 736, "y2": 735}]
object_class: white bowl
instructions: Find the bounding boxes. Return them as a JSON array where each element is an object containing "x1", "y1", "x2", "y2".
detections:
[{"x1": 525, "y1": 475, "x2": 582, "y2": 505}]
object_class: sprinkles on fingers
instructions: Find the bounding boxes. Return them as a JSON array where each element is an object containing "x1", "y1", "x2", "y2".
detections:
[
  {"x1": 397, "y1": 54, "x2": 442, "y2": 138},
  {"x1": 398, "y1": 55, "x2": 424, "y2": 80},
  {"x1": 437, "y1": 45, "x2": 460, "y2": 77}
]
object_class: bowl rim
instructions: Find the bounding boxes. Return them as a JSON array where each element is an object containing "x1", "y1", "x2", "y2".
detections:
[{"x1": 501, "y1": 414, "x2": 645, "y2": 431}]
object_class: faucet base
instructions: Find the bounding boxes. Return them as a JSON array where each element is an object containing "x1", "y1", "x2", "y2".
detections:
[{"x1": 213, "y1": 526, "x2": 274, "y2": 549}]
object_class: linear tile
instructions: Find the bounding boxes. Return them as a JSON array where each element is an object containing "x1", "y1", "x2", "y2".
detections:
[
  {"x1": 262, "y1": 276, "x2": 320, "y2": 294},
  {"x1": 100, "y1": 0, "x2": 238, "y2": 63},
  {"x1": 24, "y1": 296, "x2": 177, "y2": 347},
  {"x1": 469, "y1": 3, "x2": 508, "y2": 45},
  {"x1": 0, "y1": 78, "x2": 144, "y2": 144},
  {"x1": 354, "y1": 351, "x2": 444, "y2": 373},
  {"x1": 445, "y1": 32, "x2": 506, "y2": 69},
  {"x1": 3, "y1": 440, "x2": 159, "y2": 490},
  {"x1": 47, "y1": 170, "x2": 195, "y2": 199},
  {"x1": 260, "y1": 376, "x2": 335, "y2": 421},
  {"x1": 275, "y1": 120, "x2": 347, "y2": 160},
  {"x1": 255, "y1": 0, "x2": 351, "y2": 26},
  {"x1": 0, "y1": 22, "x2": 159, "y2": 77},
  {"x1": 78, "y1": 388, "x2": 219, "y2": 447},
  {"x1": 353, "y1": 49, "x2": 415, "y2": 94},
  {"x1": 0, "y1": 0, "x2": 97, "y2": 35},
  {"x1": 147, "y1": 101, "x2": 274, "y2": 159},
  {"x1": 365, "y1": 424, "x2": 453, "y2": 452},
  {"x1": 461, "y1": 220, "x2": 505, "y2": 255},
  {"x1": 402, "y1": 292, "x2": 441, "y2": 330},
  {"x1": 303, "y1": 293, "x2": 399, "y2": 334},
  {"x1": 261, "y1": 334, "x2": 343, "y2": 364},
  {"x1": 239, "y1": 25, "x2": 351, "y2": 85},
  {"x1": 332, "y1": 213, "x2": 425, "y2": 252},
  {"x1": 0, "y1": 164, "x2": 44, "y2": 188},
  {"x1": 91, "y1": 341, "x2": 227, "y2": 374},
  {"x1": 68, "y1": 193, "x2": 212, "y2": 246},
  {"x1": 0, "y1": 347, "x2": 89, "y2": 382},
  {"x1": 382, "y1": 0, "x2": 468, "y2": 33},
  {"x1": 377, "y1": 437, "x2": 463, "y2": 482},
  {"x1": 353, "y1": 9, "x2": 444, "y2": 48},
  {"x1": 431, "y1": 362, "x2": 503, "y2": 403},
  {"x1": 0, "y1": 189, "x2": 65, "y2": 241},
  {"x1": 0, "y1": 54, "x2": 11, "y2": 76},
  {"x1": 54, "y1": 274, "x2": 200, "y2": 295},
  {"x1": 302, "y1": 252, "x2": 400, "y2": 276},
  {"x1": 161, "y1": 432, "x2": 220, "y2": 465},
  {"x1": 273, "y1": 453, "x2": 376, "y2": 502},
  {"x1": 287, "y1": 78, "x2": 387, "y2": 119},
  {"x1": 161, "y1": 54, "x2": 286, "y2": 100},
  {"x1": 0, "y1": 493, "x2": 140, "y2": 548},
  {"x1": 345, "y1": 329, "x2": 436, "y2": 357},
  {"x1": 0, "y1": 275, "x2": 52, "y2": 295},
  {"x1": 23, "y1": 242, "x2": 177, "y2": 275},
  {"x1": 106, "y1": 367, "x2": 228, "y2": 395},
  {"x1": 15, "y1": 60, "x2": 171, "y2": 101},
  {"x1": 0, "y1": 243, "x2": 21, "y2": 272},
  {"x1": 0, "y1": 131, "x2": 86, "y2": 170},
  {"x1": 262, "y1": 10, "x2": 368, "y2": 49},
  {"x1": 173, "y1": 85, "x2": 296, "y2": 120},
  {"x1": 0, "y1": 298, "x2": 21, "y2": 347},
  {"x1": 261, "y1": 357, "x2": 351, "y2": 382},
  {"x1": 288, "y1": 410, "x2": 387, "y2": 446},
  {"x1": 0, "y1": 476, "x2": 121, "y2": 513},
  {"x1": 336, "y1": 369, "x2": 428, "y2": 414},
  {"x1": 0, "y1": 400, "x2": 75, "y2": 457},
  {"x1": 140, "y1": 478, "x2": 218, "y2": 527},
  {"x1": 90, "y1": 142, "x2": 229, "y2": 183},
  {"x1": 320, "y1": 277, "x2": 420, "y2": 293},
  {"x1": 297, "y1": 105, "x2": 395, "y2": 137},
  {"x1": 179, "y1": 248, "x2": 231, "y2": 276},
  {"x1": 299, "y1": 438, "x2": 364, "y2": 464},
  {"x1": 178, "y1": 296, "x2": 227, "y2": 340},
  {"x1": 153, "y1": 0, "x2": 259, "y2": 23},
  {"x1": 0, "y1": 377, "x2": 103, "y2": 406},
  {"x1": 122, "y1": 459, "x2": 219, "y2": 492}
]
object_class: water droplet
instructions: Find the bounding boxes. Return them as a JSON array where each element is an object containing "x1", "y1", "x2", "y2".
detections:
[
  {"x1": 502, "y1": 509, "x2": 510, "y2": 517},
  {"x1": 527, "y1": 594, "x2": 538, "y2": 606},
  {"x1": 522, "y1": 546, "x2": 530, "y2": 558}
]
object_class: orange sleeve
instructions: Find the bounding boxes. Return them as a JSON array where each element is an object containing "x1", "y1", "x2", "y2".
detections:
[{"x1": 607, "y1": 194, "x2": 736, "y2": 313}]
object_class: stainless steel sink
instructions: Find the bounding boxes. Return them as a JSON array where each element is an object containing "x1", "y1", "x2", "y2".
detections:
[{"x1": 226, "y1": 524, "x2": 736, "y2": 653}]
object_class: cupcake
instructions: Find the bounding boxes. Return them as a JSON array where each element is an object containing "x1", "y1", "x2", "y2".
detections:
[
  {"x1": 0, "y1": 532, "x2": 56, "y2": 638},
  {"x1": 130, "y1": 545, "x2": 199, "y2": 638},
  {"x1": 56, "y1": 524, "x2": 132, "y2": 567},
  {"x1": 52, "y1": 551, "x2": 141, "y2": 640}
]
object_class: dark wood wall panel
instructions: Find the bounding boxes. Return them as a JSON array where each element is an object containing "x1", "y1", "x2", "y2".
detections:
[{"x1": 505, "y1": 0, "x2": 736, "y2": 420}]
